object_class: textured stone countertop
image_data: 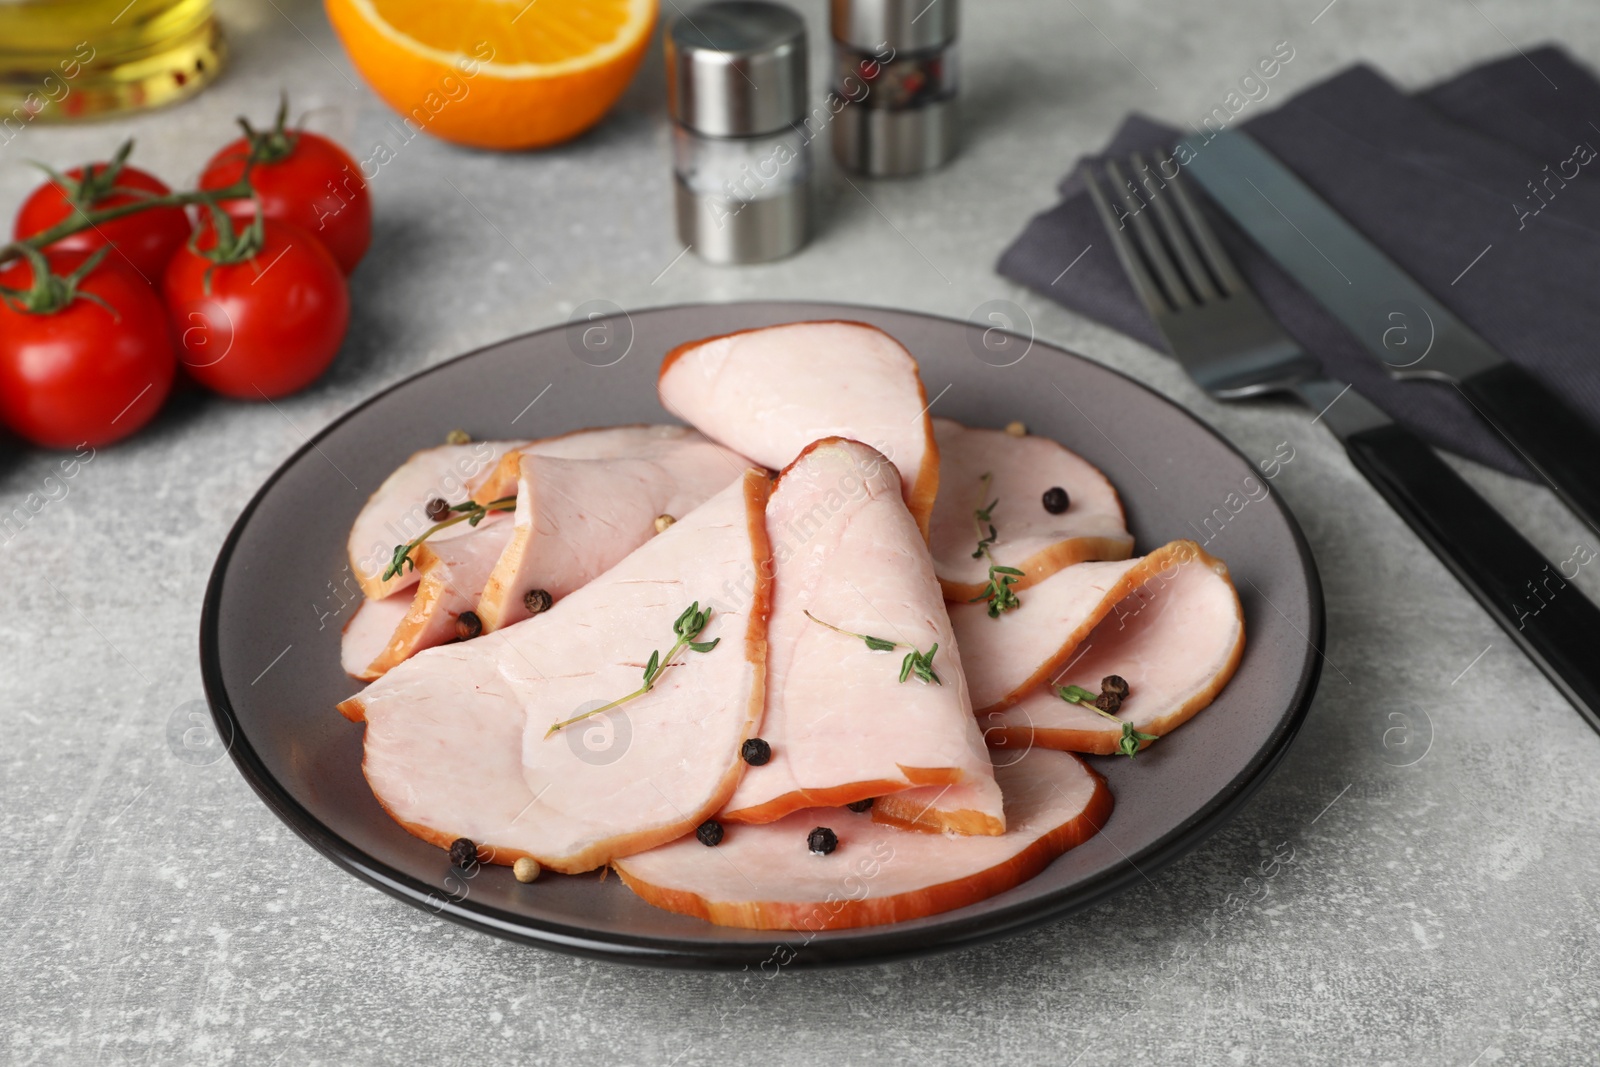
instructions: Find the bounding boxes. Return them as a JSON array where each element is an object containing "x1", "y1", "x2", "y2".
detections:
[{"x1": 5, "y1": 0, "x2": 1599, "y2": 1063}]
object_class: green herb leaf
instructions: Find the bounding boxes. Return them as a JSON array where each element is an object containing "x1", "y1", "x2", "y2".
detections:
[
  {"x1": 1119, "y1": 722, "x2": 1160, "y2": 758},
  {"x1": 546, "y1": 602, "x2": 721, "y2": 737},
  {"x1": 379, "y1": 495, "x2": 515, "y2": 582},
  {"x1": 968, "y1": 473, "x2": 1023, "y2": 618},
  {"x1": 804, "y1": 611, "x2": 939, "y2": 685},
  {"x1": 1056, "y1": 684, "x2": 1099, "y2": 705}
]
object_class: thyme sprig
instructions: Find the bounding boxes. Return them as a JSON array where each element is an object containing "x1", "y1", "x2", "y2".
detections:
[
  {"x1": 1056, "y1": 684, "x2": 1157, "y2": 758},
  {"x1": 380, "y1": 496, "x2": 515, "y2": 581},
  {"x1": 544, "y1": 602, "x2": 720, "y2": 737},
  {"x1": 967, "y1": 472, "x2": 1023, "y2": 618},
  {"x1": 803, "y1": 611, "x2": 941, "y2": 686}
]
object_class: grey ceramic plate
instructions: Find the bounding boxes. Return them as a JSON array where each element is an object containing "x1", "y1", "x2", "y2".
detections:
[{"x1": 201, "y1": 301, "x2": 1323, "y2": 969}]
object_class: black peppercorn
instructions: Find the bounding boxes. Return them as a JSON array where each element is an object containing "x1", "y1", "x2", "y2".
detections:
[
  {"x1": 697, "y1": 819, "x2": 724, "y2": 847},
  {"x1": 523, "y1": 588, "x2": 553, "y2": 616},
  {"x1": 426, "y1": 497, "x2": 451, "y2": 522},
  {"x1": 455, "y1": 611, "x2": 483, "y2": 641},
  {"x1": 1042, "y1": 486, "x2": 1071, "y2": 514},
  {"x1": 807, "y1": 827, "x2": 838, "y2": 855},
  {"x1": 1101, "y1": 674, "x2": 1130, "y2": 698},
  {"x1": 448, "y1": 837, "x2": 478, "y2": 867},
  {"x1": 1093, "y1": 691, "x2": 1122, "y2": 714},
  {"x1": 846, "y1": 798, "x2": 874, "y2": 813},
  {"x1": 741, "y1": 738, "x2": 772, "y2": 766}
]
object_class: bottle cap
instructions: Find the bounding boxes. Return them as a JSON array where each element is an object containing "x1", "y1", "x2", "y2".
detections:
[
  {"x1": 830, "y1": 0, "x2": 957, "y2": 53},
  {"x1": 667, "y1": 1, "x2": 808, "y2": 137}
]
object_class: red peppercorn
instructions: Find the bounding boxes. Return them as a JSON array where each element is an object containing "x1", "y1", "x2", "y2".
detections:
[
  {"x1": 426, "y1": 497, "x2": 451, "y2": 522},
  {"x1": 1101, "y1": 675, "x2": 1130, "y2": 698}
]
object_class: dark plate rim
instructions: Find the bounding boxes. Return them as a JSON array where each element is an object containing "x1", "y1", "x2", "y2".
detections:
[{"x1": 199, "y1": 300, "x2": 1325, "y2": 970}]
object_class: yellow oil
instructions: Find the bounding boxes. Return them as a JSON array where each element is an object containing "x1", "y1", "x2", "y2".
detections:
[{"x1": 0, "y1": 0, "x2": 225, "y2": 123}]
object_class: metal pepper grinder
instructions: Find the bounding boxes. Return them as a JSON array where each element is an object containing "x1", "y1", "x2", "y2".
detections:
[
  {"x1": 831, "y1": 0, "x2": 959, "y2": 177},
  {"x1": 666, "y1": 1, "x2": 811, "y2": 265}
]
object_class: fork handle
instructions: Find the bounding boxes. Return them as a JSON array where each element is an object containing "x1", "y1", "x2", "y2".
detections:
[{"x1": 1343, "y1": 421, "x2": 1600, "y2": 735}]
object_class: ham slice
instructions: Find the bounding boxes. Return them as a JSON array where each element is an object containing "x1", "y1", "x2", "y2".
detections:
[
  {"x1": 657, "y1": 322, "x2": 941, "y2": 537},
  {"x1": 615, "y1": 749, "x2": 1111, "y2": 930},
  {"x1": 929, "y1": 418, "x2": 1132, "y2": 602},
  {"x1": 721, "y1": 439, "x2": 1003, "y2": 835},
  {"x1": 348, "y1": 440, "x2": 526, "y2": 600},
  {"x1": 951, "y1": 541, "x2": 1219, "y2": 713},
  {"x1": 340, "y1": 594, "x2": 410, "y2": 679},
  {"x1": 475, "y1": 438, "x2": 751, "y2": 632},
  {"x1": 339, "y1": 470, "x2": 773, "y2": 874},
  {"x1": 466, "y1": 425, "x2": 737, "y2": 507},
  {"x1": 341, "y1": 515, "x2": 514, "y2": 680},
  {"x1": 985, "y1": 545, "x2": 1244, "y2": 754}
]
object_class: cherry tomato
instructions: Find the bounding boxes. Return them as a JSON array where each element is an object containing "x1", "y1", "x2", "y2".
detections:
[
  {"x1": 163, "y1": 219, "x2": 350, "y2": 399},
  {"x1": 0, "y1": 252, "x2": 176, "y2": 449},
  {"x1": 198, "y1": 130, "x2": 371, "y2": 274},
  {"x1": 13, "y1": 162, "x2": 191, "y2": 285}
]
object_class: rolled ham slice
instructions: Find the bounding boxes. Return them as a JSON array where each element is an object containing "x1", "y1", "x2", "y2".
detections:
[
  {"x1": 984, "y1": 545, "x2": 1244, "y2": 755},
  {"x1": 341, "y1": 514, "x2": 514, "y2": 680},
  {"x1": 339, "y1": 470, "x2": 773, "y2": 875},
  {"x1": 475, "y1": 438, "x2": 751, "y2": 633},
  {"x1": 657, "y1": 321, "x2": 940, "y2": 537},
  {"x1": 721, "y1": 438, "x2": 1003, "y2": 835},
  {"x1": 929, "y1": 418, "x2": 1133, "y2": 602},
  {"x1": 348, "y1": 439, "x2": 526, "y2": 600},
  {"x1": 616, "y1": 749, "x2": 1111, "y2": 931},
  {"x1": 951, "y1": 541, "x2": 1219, "y2": 713},
  {"x1": 466, "y1": 425, "x2": 736, "y2": 507}
]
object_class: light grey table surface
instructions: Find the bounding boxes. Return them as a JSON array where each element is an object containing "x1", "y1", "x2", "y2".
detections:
[{"x1": 5, "y1": 0, "x2": 1599, "y2": 1063}]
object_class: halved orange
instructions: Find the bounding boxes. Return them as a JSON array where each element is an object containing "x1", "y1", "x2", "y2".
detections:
[{"x1": 324, "y1": 0, "x2": 658, "y2": 151}]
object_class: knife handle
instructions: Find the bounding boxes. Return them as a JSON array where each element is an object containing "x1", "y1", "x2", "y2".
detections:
[
  {"x1": 1458, "y1": 363, "x2": 1600, "y2": 537},
  {"x1": 1343, "y1": 421, "x2": 1600, "y2": 735}
]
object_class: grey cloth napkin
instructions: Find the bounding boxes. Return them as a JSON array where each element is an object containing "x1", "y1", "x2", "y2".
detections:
[{"x1": 998, "y1": 47, "x2": 1600, "y2": 478}]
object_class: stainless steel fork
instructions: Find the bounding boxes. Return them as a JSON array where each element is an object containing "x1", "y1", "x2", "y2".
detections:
[{"x1": 1085, "y1": 150, "x2": 1600, "y2": 734}]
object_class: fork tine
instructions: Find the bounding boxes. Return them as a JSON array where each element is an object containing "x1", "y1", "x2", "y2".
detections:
[
  {"x1": 1130, "y1": 151, "x2": 1220, "y2": 303},
  {"x1": 1157, "y1": 148, "x2": 1247, "y2": 296},
  {"x1": 1083, "y1": 165, "x2": 1173, "y2": 318},
  {"x1": 1106, "y1": 158, "x2": 1195, "y2": 310}
]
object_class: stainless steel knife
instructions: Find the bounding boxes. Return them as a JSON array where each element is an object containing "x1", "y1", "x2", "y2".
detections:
[{"x1": 1181, "y1": 129, "x2": 1600, "y2": 537}]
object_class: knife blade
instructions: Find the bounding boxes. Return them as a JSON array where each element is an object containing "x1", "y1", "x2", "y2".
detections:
[{"x1": 1181, "y1": 129, "x2": 1600, "y2": 537}]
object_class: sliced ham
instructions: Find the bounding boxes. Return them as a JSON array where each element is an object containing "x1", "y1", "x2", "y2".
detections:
[
  {"x1": 475, "y1": 438, "x2": 751, "y2": 632},
  {"x1": 951, "y1": 540, "x2": 1217, "y2": 713},
  {"x1": 721, "y1": 438, "x2": 1003, "y2": 835},
  {"x1": 341, "y1": 515, "x2": 514, "y2": 680},
  {"x1": 340, "y1": 594, "x2": 410, "y2": 679},
  {"x1": 339, "y1": 470, "x2": 773, "y2": 874},
  {"x1": 615, "y1": 749, "x2": 1111, "y2": 931},
  {"x1": 657, "y1": 321, "x2": 941, "y2": 537},
  {"x1": 984, "y1": 545, "x2": 1244, "y2": 755},
  {"x1": 929, "y1": 418, "x2": 1132, "y2": 602},
  {"x1": 348, "y1": 440, "x2": 526, "y2": 600},
  {"x1": 466, "y1": 425, "x2": 738, "y2": 507}
]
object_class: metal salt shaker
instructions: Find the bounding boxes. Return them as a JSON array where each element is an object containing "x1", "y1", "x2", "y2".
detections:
[
  {"x1": 831, "y1": 0, "x2": 959, "y2": 177},
  {"x1": 666, "y1": 1, "x2": 811, "y2": 264}
]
